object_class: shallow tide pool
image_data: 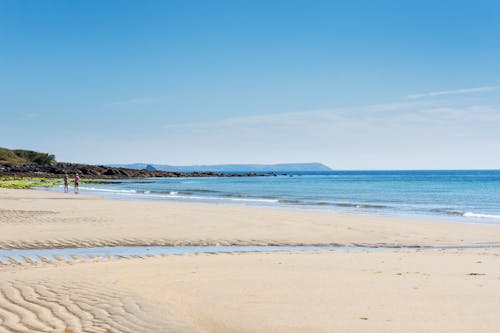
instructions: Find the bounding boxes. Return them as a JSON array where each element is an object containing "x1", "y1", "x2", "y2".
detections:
[{"x1": 2, "y1": 244, "x2": 500, "y2": 264}]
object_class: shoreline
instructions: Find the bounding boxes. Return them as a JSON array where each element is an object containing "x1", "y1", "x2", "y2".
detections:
[
  {"x1": 2, "y1": 187, "x2": 500, "y2": 332},
  {"x1": 39, "y1": 183, "x2": 500, "y2": 227},
  {"x1": 0, "y1": 162, "x2": 268, "y2": 179},
  {"x1": 2, "y1": 187, "x2": 500, "y2": 250}
]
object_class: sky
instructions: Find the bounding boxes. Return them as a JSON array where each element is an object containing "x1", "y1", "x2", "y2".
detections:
[{"x1": 1, "y1": 0, "x2": 499, "y2": 169}]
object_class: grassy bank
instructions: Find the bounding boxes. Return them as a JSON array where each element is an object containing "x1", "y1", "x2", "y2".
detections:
[{"x1": 0, "y1": 147, "x2": 56, "y2": 165}]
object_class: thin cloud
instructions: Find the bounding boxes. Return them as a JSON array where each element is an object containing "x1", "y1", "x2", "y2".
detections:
[
  {"x1": 163, "y1": 109, "x2": 344, "y2": 130},
  {"x1": 407, "y1": 86, "x2": 500, "y2": 99},
  {"x1": 20, "y1": 113, "x2": 38, "y2": 121},
  {"x1": 163, "y1": 102, "x2": 499, "y2": 132},
  {"x1": 163, "y1": 102, "x2": 424, "y2": 130},
  {"x1": 106, "y1": 97, "x2": 155, "y2": 107}
]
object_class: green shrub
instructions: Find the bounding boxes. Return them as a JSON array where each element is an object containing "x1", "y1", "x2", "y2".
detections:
[
  {"x1": 13, "y1": 149, "x2": 56, "y2": 165},
  {"x1": 0, "y1": 147, "x2": 56, "y2": 165},
  {"x1": 0, "y1": 147, "x2": 26, "y2": 164}
]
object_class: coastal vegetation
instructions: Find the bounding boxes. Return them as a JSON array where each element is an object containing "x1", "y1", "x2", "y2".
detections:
[
  {"x1": 0, "y1": 177, "x2": 61, "y2": 189},
  {"x1": 0, "y1": 147, "x2": 56, "y2": 165},
  {"x1": 0, "y1": 176, "x2": 114, "y2": 189}
]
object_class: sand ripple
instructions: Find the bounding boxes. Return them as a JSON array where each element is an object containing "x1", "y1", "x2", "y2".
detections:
[
  {"x1": 0, "y1": 280, "x2": 196, "y2": 333},
  {"x1": 0, "y1": 209, "x2": 57, "y2": 224},
  {"x1": 0, "y1": 209, "x2": 108, "y2": 226}
]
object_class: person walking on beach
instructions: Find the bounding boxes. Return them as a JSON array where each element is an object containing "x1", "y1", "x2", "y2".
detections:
[
  {"x1": 74, "y1": 173, "x2": 80, "y2": 194},
  {"x1": 63, "y1": 174, "x2": 69, "y2": 193}
]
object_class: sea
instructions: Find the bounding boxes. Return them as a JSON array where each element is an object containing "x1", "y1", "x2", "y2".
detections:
[{"x1": 47, "y1": 170, "x2": 500, "y2": 225}]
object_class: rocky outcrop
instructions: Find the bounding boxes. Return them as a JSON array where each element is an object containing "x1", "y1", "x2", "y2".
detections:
[{"x1": 0, "y1": 162, "x2": 264, "y2": 179}]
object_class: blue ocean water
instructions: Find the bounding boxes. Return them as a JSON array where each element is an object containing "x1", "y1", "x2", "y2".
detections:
[{"x1": 49, "y1": 170, "x2": 500, "y2": 224}]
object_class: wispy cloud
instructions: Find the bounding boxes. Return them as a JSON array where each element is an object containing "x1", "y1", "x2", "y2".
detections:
[
  {"x1": 163, "y1": 102, "x2": 500, "y2": 132},
  {"x1": 106, "y1": 97, "x2": 155, "y2": 107},
  {"x1": 407, "y1": 86, "x2": 500, "y2": 99},
  {"x1": 156, "y1": 101, "x2": 500, "y2": 169},
  {"x1": 163, "y1": 102, "x2": 426, "y2": 130},
  {"x1": 20, "y1": 113, "x2": 38, "y2": 121},
  {"x1": 164, "y1": 109, "x2": 345, "y2": 130}
]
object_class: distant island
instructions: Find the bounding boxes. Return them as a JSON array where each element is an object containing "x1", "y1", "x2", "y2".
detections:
[{"x1": 107, "y1": 163, "x2": 333, "y2": 173}]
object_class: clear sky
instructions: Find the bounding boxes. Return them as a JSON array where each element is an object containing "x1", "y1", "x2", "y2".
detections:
[{"x1": 1, "y1": 0, "x2": 499, "y2": 169}]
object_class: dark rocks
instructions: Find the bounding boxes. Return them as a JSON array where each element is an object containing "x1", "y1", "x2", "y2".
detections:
[{"x1": 0, "y1": 162, "x2": 265, "y2": 179}]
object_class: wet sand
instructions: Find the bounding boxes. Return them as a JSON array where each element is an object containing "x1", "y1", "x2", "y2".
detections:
[
  {"x1": 1, "y1": 188, "x2": 500, "y2": 332},
  {"x1": 1, "y1": 250, "x2": 500, "y2": 332},
  {"x1": 1, "y1": 188, "x2": 500, "y2": 249}
]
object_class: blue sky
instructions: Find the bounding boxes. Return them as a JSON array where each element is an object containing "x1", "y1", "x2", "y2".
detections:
[{"x1": 1, "y1": 0, "x2": 499, "y2": 169}]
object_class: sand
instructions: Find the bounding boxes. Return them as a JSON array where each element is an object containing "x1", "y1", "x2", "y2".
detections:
[
  {"x1": 1, "y1": 188, "x2": 500, "y2": 249},
  {"x1": 1, "y1": 250, "x2": 500, "y2": 332},
  {"x1": 1, "y1": 188, "x2": 500, "y2": 332}
]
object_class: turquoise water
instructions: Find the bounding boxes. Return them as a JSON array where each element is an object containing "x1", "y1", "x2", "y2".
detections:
[{"x1": 48, "y1": 170, "x2": 500, "y2": 224}]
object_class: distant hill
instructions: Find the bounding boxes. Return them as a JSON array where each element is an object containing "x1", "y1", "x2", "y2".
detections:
[
  {"x1": 107, "y1": 163, "x2": 332, "y2": 172},
  {"x1": 0, "y1": 147, "x2": 56, "y2": 165}
]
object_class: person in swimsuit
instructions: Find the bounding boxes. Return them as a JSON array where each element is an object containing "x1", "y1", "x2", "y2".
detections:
[
  {"x1": 74, "y1": 173, "x2": 80, "y2": 194},
  {"x1": 63, "y1": 174, "x2": 69, "y2": 193}
]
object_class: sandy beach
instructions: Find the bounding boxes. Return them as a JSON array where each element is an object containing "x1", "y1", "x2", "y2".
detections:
[
  {"x1": 2, "y1": 188, "x2": 500, "y2": 249},
  {"x1": 3, "y1": 0, "x2": 499, "y2": 331},
  {"x1": 1, "y1": 188, "x2": 500, "y2": 332}
]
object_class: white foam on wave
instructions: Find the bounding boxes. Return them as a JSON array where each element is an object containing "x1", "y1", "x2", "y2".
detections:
[
  {"x1": 80, "y1": 187, "x2": 280, "y2": 204},
  {"x1": 463, "y1": 212, "x2": 500, "y2": 220},
  {"x1": 146, "y1": 192, "x2": 279, "y2": 203},
  {"x1": 78, "y1": 187, "x2": 137, "y2": 194},
  {"x1": 57, "y1": 186, "x2": 500, "y2": 220}
]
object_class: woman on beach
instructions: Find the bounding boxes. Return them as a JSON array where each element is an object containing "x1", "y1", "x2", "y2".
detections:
[
  {"x1": 63, "y1": 174, "x2": 69, "y2": 193},
  {"x1": 74, "y1": 173, "x2": 80, "y2": 194}
]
